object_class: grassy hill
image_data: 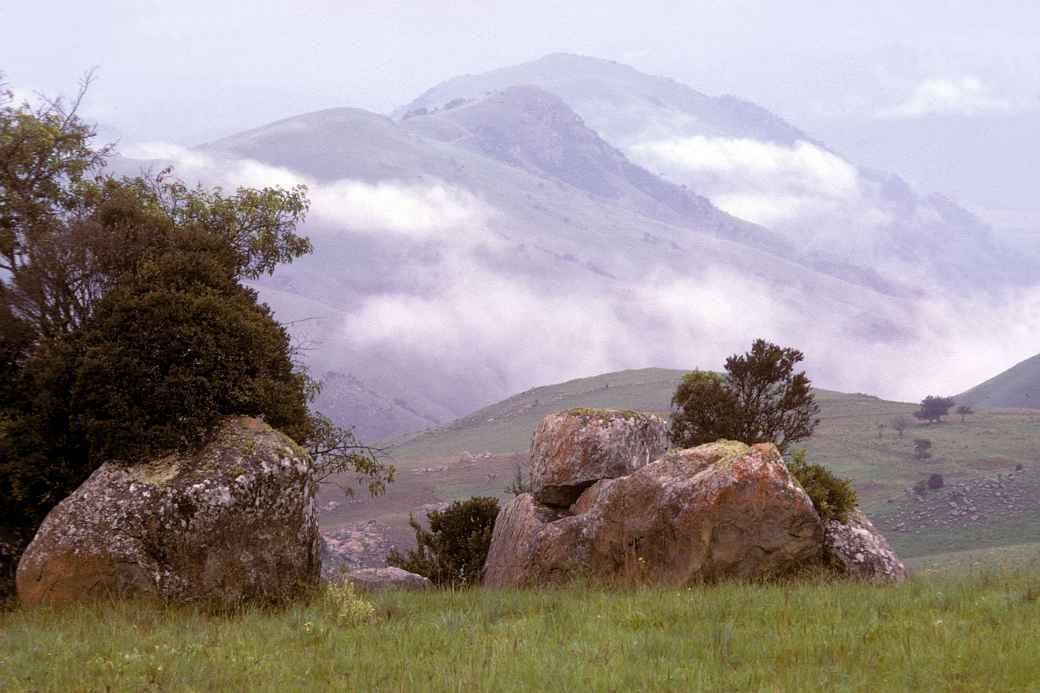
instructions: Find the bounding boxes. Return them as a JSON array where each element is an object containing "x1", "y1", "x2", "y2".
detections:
[
  {"x1": 322, "y1": 368, "x2": 1040, "y2": 561},
  {"x1": 957, "y1": 351, "x2": 1040, "y2": 409}
]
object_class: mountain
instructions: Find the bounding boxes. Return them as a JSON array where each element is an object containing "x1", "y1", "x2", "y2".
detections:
[
  {"x1": 114, "y1": 54, "x2": 1037, "y2": 440},
  {"x1": 398, "y1": 53, "x2": 1031, "y2": 294},
  {"x1": 173, "y1": 90, "x2": 914, "y2": 433},
  {"x1": 957, "y1": 353, "x2": 1040, "y2": 409}
]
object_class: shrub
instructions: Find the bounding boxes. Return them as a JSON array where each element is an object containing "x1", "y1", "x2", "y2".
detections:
[
  {"x1": 387, "y1": 497, "x2": 500, "y2": 587},
  {"x1": 322, "y1": 581, "x2": 375, "y2": 627},
  {"x1": 786, "y1": 449, "x2": 857, "y2": 523}
]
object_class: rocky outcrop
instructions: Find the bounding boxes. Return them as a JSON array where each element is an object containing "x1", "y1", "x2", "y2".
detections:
[
  {"x1": 16, "y1": 417, "x2": 320, "y2": 607},
  {"x1": 824, "y1": 510, "x2": 908, "y2": 583},
  {"x1": 345, "y1": 567, "x2": 431, "y2": 592},
  {"x1": 529, "y1": 409, "x2": 668, "y2": 507},
  {"x1": 484, "y1": 439, "x2": 824, "y2": 587}
]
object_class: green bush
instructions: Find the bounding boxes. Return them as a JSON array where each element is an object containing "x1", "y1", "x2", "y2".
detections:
[
  {"x1": 388, "y1": 497, "x2": 500, "y2": 587},
  {"x1": 786, "y1": 449, "x2": 857, "y2": 523},
  {"x1": 0, "y1": 230, "x2": 311, "y2": 530}
]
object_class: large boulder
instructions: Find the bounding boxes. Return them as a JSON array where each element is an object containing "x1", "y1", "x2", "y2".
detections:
[
  {"x1": 529, "y1": 409, "x2": 669, "y2": 507},
  {"x1": 823, "y1": 509, "x2": 909, "y2": 583},
  {"x1": 484, "y1": 440, "x2": 824, "y2": 587},
  {"x1": 16, "y1": 417, "x2": 320, "y2": 607}
]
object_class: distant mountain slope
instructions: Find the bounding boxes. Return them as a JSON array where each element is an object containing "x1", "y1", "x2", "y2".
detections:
[
  {"x1": 162, "y1": 96, "x2": 914, "y2": 436},
  {"x1": 398, "y1": 53, "x2": 1030, "y2": 293},
  {"x1": 397, "y1": 52, "x2": 810, "y2": 145},
  {"x1": 957, "y1": 353, "x2": 1040, "y2": 409},
  {"x1": 404, "y1": 85, "x2": 789, "y2": 256}
]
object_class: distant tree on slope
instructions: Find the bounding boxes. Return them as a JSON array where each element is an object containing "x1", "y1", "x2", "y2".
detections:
[{"x1": 914, "y1": 396, "x2": 956, "y2": 424}]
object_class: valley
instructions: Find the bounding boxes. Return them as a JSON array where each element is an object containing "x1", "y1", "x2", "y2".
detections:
[{"x1": 320, "y1": 368, "x2": 1040, "y2": 564}]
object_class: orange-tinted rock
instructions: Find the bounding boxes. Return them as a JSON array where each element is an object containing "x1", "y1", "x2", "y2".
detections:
[
  {"x1": 17, "y1": 417, "x2": 320, "y2": 607},
  {"x1": 484, "y1": 440, "x2": 824, "y2": 587},
  {"x1": 529, "y1": 409, "x2": 669, "y2": 507}
]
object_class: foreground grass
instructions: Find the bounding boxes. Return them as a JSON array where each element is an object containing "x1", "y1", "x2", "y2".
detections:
[{"x1": 4, "y1": 570, "x2": 1040, "y2": 692}]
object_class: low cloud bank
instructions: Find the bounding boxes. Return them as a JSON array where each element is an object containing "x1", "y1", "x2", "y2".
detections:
[
  {"x1": 628, "y1": 136, "x2": 889, "y2": 237},
  {"x1": 122, "y1": 142, "x2": 492, "y2": 242},
  {"x1": 119, "y1": 143, "x2": 1040, "y2": 413},
  {"x1": 877, "y1": 77, "x2": 1011, "y2": 119}
]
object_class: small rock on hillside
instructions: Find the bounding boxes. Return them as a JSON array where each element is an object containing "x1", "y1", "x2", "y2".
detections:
[
  {"x1": 17, "y1": 417, "x2": 320, "y2": 607},
  {"x1": 529, "y1": 408, "x2": 669, "y2": 507},
  {"x1": 345, "y1": 567, "x2": 431, "y2": 592}
]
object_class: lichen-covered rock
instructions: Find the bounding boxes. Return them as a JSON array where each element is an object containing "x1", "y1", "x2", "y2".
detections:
[
  {"x1": 484, "y1": 440, "x2": 824, "y2": 587},
  {"x1": 16, "y1": 417, "x2": 320, "y2": 607},
  {"x1": 529, "y1": 409, "x2": 669, "y2": 507},
  {"x1": 824, "y1": 509, "x2": 908, "y2": 583},
  {"x1": 345, "y1": 567, "x2": 432, "y2": 592}
]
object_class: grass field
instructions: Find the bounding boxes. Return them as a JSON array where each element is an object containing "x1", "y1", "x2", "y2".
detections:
[
  {"x1": 322, "y1": 368, "x2": 1040, "y2": 561},
  {"x1": 4, "y1": 565, "x2": 1040, "y2": 692}
]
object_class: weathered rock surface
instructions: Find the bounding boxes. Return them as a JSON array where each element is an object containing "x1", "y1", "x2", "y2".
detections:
[
  {"x1": 345, "y1": 567, "x2": 431, "y2": 592},
  {"x1": 16, "y1": 417, "x2": 320, "y2": 607},
  {"x1": 824, "y1": 509, "x2": 908, "y2": 583},
  {"x1": 484, "y1": 440, "x2": 824, "y2": 587},
  {"x1": 529, "y1": 409, "x2": 668, "y2": 507}
]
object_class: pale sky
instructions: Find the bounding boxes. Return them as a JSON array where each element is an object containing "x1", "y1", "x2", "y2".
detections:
[{"x1": 4, "y1": 0, "x2": 1039, "y2": 210}]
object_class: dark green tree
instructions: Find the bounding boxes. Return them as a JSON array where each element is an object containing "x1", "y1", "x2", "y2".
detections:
[
  {"x1": 387, "y1": 497, "x2": 500, "y2": 587},
  {"x1": 914, "y1": 396, "x2": 955, "y2": 424},
  {"x1": 670, "y1": 339, "x2": 820, "y2": 453},
  {"x1": 0, "y1": 77, "x2": 388, "y2": 542},
  {"x1": 956, "y1": 405, "x2": 974, "y2": 423}
]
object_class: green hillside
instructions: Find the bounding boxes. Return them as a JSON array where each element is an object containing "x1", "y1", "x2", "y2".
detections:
[
  {"x1": 324, "y1": 368, "x2": 1040, "y2": 560},
  {"x1": 957, "y1": 352, "x2": 1040, "y2": 408}
]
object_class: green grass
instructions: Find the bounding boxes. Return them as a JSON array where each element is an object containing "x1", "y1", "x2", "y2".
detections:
[{"x1": 4, "y1": 569, "x2": 1040, "y2": 691}]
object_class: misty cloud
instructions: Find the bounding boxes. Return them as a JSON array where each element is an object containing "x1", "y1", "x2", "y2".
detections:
[
  {"x1": 121, "y1": 142, "x2": 492, "y2": 241},
  {"x1": 627, "y1": 136, "x2": 887, "y2": 232},
  {"x1": 877, "y1": 77, "x2": 1011, "y2": 119}
]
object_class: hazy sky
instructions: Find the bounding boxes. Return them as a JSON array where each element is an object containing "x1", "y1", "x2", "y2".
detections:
[{"x1": 4, "y1": 0, "x2": 1039, "y2": 210}]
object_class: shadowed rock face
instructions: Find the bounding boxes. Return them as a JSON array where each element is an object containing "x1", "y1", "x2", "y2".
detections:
[
  {"x1": 485, "y1": 440, "x2": 825, "y2": 587},
  {"x1": 16, "y1": 417, "x2": 320, "y2": 607},
  {"x1": 529, "y1": 409, "x2": 669, "y2": 507}
]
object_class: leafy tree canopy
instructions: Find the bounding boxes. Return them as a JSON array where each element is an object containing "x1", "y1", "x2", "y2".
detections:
[
  {"x1": 670, "y1": 339, "x2": 820, "y2": 453},
  {"x1": 0, "y1": 76, "x2": 385, "y2": 533}
]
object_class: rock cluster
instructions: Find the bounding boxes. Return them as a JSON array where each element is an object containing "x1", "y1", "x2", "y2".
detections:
[
  {"x1": 484, "y1": 409, "x2": 906, "y2": 587},
  {"x1": 17, "y1": 417, "x2": 321, "y2": 607},
  {"x1": 878, "y1": 467, "x2": 1034, "y2": 536}
]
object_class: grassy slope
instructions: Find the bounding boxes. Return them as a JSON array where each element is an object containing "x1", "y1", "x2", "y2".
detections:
[
  {"x1": 324, "y1": 368, "x2": 1040, "y2": 560},
  {"x1": 957, "y1": 351, "x2": 1040, "y2": 409},
  {"x1": 4, "y1": 568, "x2": 1040, "y2": 691}
]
